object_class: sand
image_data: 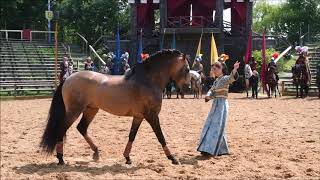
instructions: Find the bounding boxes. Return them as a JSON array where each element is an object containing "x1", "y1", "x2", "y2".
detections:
[{"x1": 0, "y1": 94, "x2": 319, "y2": 179}]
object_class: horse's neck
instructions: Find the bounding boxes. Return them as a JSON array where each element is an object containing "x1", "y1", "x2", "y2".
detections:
[{"x1": 131, "y1": 63, "x2": 171, "y2": 90}]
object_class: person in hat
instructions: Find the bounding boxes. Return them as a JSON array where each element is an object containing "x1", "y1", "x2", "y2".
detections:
[
  {"x1": 218, "y1": 54, "x2": 229, "y2": 63},
  {"x1": 141, "y1": 53, "x2": 149, "y2": 61},
  {"x1": 84, "y1": 56, "x2": 94, "y2": 71},
  {"x1": 249, "y1": 56, "x2": 257, "y2": 71},
  {"x1": 59, "y1": 56, "x2": 70, "y2": 82},
  {"x1": 192, "y1": 55, "x2": 204, "y2": 74},
  {"x1": 119, "y1": 52, "x2": 131, "y2": 75}
]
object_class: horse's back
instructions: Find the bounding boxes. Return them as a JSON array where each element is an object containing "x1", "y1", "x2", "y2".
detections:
[{"x1": 62, "y1": 71, "x2": 122, "y2": 108}]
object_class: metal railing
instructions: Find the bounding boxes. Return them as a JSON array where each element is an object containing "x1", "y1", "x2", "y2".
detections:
[
  {"x1": 0, "y1": 29, "x2": 55, "y2": 42},
  {"x1": 76, "y1": 32, "x2": 88, "y2": 55},
  {"x1": 167, "y1": 16, "x2": 221, "y2": 28},
  {"x1": 89, "y1": 45, "x2": 105, "y2": 65}
]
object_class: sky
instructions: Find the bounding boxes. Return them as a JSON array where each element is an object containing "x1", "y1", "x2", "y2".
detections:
[{"x1": 223, "y1": 0, "x2": 286, "y2": 22}]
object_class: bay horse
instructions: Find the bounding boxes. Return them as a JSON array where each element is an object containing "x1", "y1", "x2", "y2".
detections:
[
  {"x1": 292, "y1": 64, "x2": 309, "y2": 98},
  {"x1": 40, "y1": 50, "x2": 190, "y2": 165},
  {"x1": 189, "y1": 70, "x2": 202, "y2": 98},
  {"x1": 266, "y1": 66, "x2": 280, "y2": 98}
]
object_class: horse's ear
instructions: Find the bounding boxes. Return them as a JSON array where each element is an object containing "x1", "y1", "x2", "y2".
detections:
[{"x1": 182, "y1": 53, "x2": 189, "y2": 63}]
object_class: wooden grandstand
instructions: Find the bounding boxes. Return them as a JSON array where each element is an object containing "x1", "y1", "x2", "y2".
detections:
[{"x1": 0, "y1": 39, "x2": 83, "y2": 97}]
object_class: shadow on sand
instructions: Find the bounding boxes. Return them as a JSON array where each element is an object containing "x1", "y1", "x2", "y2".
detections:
[
  {"x1": 14, "y1": 155, "x2": 213, "y2": 175},
  {"x1": 13, "y1": 162, "x2": 148, "y2": 176}
]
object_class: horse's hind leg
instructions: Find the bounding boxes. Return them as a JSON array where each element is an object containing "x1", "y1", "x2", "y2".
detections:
[
  {"x1": 56, "y1": 110, "x2": 82, "y2": 165},
  {"x1": 77, "y1": 107, "x2": 99, "y2": 161},
  {"x1": 277, "y1": 84, "x2": 281, "y2": 97},
  {"x1": 123, "y1": 117, "x2": 143, "y2": 164}
]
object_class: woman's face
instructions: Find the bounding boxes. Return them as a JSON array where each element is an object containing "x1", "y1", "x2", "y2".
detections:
[{"x1": 212, "y1": 63, "x2": 223, "y2": 77}]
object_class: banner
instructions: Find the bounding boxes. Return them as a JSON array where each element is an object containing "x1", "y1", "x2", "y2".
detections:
[
  {"x1": 137, "y1": 29, "x2": 143, "y2": 63},
  {"x1": 210, "y1": 33, "x2": 218, "y2": 64},
  {"x1": 261, "y1": 30, "x2": 267, "y2": 91},
  {"x1": 245, "y1": 31, "x2": 252, "y2": 64},
  {"x1": 196, "y1": 34, "x2": 202, "y2": 56},
  {"x1": 115, "y1": 26, "x2": 120, "y2": 74}
]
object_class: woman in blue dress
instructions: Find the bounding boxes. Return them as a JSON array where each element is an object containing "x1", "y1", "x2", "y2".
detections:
[{"x1": 197, "y1": 60, "x2": 240, "y2": 156}]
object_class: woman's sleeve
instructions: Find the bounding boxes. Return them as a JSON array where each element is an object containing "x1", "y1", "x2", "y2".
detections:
[{"x1": 223, "y1": 71, "x2": 239, "y2": 84}]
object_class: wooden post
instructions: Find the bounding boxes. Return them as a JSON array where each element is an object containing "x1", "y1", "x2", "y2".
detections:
[
  {"x1": 54, "y1": 22, "x2": 58, "y2": 88},
  {"x1": 281, "y1": 81, "x2": 285, "y2": 96}
]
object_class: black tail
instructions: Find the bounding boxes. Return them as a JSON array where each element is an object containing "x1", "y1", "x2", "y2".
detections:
[{"x1": 40, "y1": 82, "x2": 66, "y2": 154}]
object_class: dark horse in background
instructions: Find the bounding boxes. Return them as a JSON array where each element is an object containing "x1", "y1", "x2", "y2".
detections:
[
  {"x1": 316, "y1": 64, "x2": 320, "y2": 98},
  {"x1": 266, "y1": 65, "x2": 281, "y2": 98},
  {"x1": 292, "y1": 59, "x2": 310, "y2": 98},
  {"x1": 249, "y1": 71, "x2": 259, "y2": 99},
  {"x1": 163, "y1": 80, "x2": 185, "y2": 99},
  {"x1": 40, "y1": 50, "x2": 190, "y2": 165}
]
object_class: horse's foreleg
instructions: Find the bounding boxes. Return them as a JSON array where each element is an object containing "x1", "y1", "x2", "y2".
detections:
[
  {"x1": 123, "y1": 117, "x2": 143, "y2": 164},
  {"x1": 146, "y1": 115, "x2": 179, "y2": 165},
  {"x1": 77, "y1": 107, "x2": 99, "y2": 161}
]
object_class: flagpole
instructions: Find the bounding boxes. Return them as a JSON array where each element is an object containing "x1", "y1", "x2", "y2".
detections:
[{"x1": 54, "y1": 21, "x2": 58, "y2": 88}]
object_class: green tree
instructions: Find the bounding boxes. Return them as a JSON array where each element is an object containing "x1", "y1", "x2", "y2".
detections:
[
  {"x1": 253, "y1": 0, "x2": 320, "y2": 43},
  {"x1": 0, "y1": 0, "x2": 47, "y2": 29},
  {"x1": 57, "y1": 0, "x2": 129, "y2": 43}
]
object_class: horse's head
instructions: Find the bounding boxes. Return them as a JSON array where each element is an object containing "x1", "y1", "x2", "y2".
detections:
[{"x1": 170, "y1": 52, "x2": 191, "y2": 89}]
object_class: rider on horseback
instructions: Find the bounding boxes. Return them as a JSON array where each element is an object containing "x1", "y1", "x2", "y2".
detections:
[
  {"x1": 267, "y1": 56, "x2": 279, "y2": 81},
  {"x1": 192, "y1": 55, "x2": 204, "y2": 74},
  {"x1": 292, "y1": 46, "x2": 312, "y2": 97}
]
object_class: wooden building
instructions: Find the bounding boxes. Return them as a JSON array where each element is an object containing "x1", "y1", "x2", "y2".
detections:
[{"x1": 129, "y1": 0, "x2": 253, "y2": 90}]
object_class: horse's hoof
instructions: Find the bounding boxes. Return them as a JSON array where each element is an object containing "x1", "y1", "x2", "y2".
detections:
[
  {"x1": 167, "y1": 155, "x2": 180, "y2": 165},
  {"x1": 125, "y1": 157, "x2": 132, "y2": 165},
  {"x1": 93, "y1": 151, "x2": 100, "y2": 161},
  {"x1": 57, "y1": 160, "x2": 65, "y2": 165}
]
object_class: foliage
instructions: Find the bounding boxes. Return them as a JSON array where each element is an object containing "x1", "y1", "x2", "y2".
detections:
[
  {"x1": 58, "y1": 0, "x2": 130, "y2": 43},
  {"x1": 253, "y1": 0, "x2": 320, "y2": 43},
  {"x1": 252, "y1": 48, "x2": 295, "y2": 73},
  {"x1": 0, "y1": 0, "x2": 47, "y2": 29},
  {"x1": 0, "y1": 0, "x2": 130, "y2": 44}
]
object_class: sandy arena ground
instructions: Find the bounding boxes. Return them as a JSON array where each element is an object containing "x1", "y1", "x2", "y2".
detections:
[{"x1": 0, "y1": 94, "x2": 319, "y2": 179}]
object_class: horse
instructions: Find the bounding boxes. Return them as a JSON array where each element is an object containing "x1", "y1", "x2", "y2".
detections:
[
  {"x1": 163, "y1": 81, "x2": 173, "y2": 99},
  {"x1": 189, "y1": 70, "x2": 202, "y2": 98},
  {"x1": 315, "y1": 64, "x2": 320, "y2": 98},
  {"x1": 249, "y1": 71, "x2": 259, "y2": 99},
  {"x1": 292, "y1": 64, "x2": 309, "y2": 98},
  {"x1": 266, "y1": 66, "x2": 280, "y2": 98},
  {"x1": 40, "y1": 50, "x2": 191, "y2": 165}
]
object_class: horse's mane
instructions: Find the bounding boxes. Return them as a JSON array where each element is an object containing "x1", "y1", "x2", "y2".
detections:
[{"x1": 124, "y1": 49, "x2": 183, "y2": 80}]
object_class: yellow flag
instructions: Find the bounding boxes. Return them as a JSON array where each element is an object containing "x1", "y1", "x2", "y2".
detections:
[
  {"x1": 210, "y1": 33, "x2": 218, "y2": 64},
  {"x1": 196, "y1": 34, "x2": 202, "y2": 56}
]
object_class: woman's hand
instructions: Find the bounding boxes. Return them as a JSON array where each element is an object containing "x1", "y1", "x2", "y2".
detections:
[
  {"x1": 232, "y1": 61, "x2": 240, "y2": 74},
  {"x1": 233, "y1": 61, "x2": 240, "y2": 70}
]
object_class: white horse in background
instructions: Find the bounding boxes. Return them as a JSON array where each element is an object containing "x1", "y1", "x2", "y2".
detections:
[{"x1": 190, "y1": 70, "x2": 202, "y2": 98}]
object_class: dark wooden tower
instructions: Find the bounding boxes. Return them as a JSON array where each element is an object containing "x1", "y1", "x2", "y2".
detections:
[{"x1": 129, "y1": 0, "x2": 253, "y2": 89}]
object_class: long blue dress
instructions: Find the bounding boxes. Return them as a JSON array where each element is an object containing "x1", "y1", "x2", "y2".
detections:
[{"x1": 197, "y1": 71, "x2": 238, "y2": 156}]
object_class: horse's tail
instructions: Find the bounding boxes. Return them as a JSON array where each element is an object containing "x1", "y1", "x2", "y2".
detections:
[{"x1": 40, "y1": 82, "x2": 66, "y2": 154}]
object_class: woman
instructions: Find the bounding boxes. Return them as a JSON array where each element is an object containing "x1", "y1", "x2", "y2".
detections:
[{"x1": 197, "y1": 60, "x2": 240, "y2": 157}]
